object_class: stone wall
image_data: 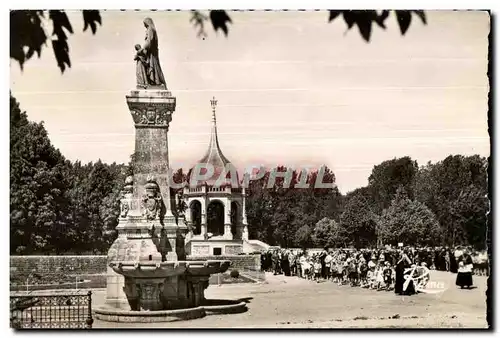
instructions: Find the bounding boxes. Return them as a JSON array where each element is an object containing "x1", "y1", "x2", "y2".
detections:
[
  {"x1": 10, "y1": 255, "x2": 107, "y2": 277},
  {"x1": 10, "y1": 255, "x2": 108, "y2": 290},
  {"x1": 10, "y1": 253, "x2": 263, "y2": 289},
  {"x1": 187, "y1": 254, "x2": 264, "y2": 284},
  {"x1": 187, "y1": 254, "x2": 261, "y2": 272}
]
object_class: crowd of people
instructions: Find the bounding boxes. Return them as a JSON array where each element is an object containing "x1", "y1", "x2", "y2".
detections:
[{"x1": 261, "y1": 246, "x2": 488, "y2": 295}]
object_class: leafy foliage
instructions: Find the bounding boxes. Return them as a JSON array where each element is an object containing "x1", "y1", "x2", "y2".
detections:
[
  {"x1": 340, "y1": 193, "x2": 378, "y2": 248},
  {"x1": 378, "y1": 186, "x2": 441, "y2": 246},
  {"x1": 10, "y1": 95, "x2": 487, "y2": 253},
  {"x1": 190, "y1": 10, "x2": 209, "y2": 38},
  {"x1": 10, "y1": 94, "x2": 128, "y2": 254},
  {"x1": 311, "y1": 218, "x2": 343, "y2": 249},
  {"x1": 10, "y1": 10, "x2": 101, "y2": 73},
  {"x1": 10, "y1": 94, "x2": 70, "y2": 253},
  {"x1": 190, "y1": 10, "x2": 426, "y2": 42},
  {"x1": 209, "y1": 10, "x2": 232, "y2": 36},
  {"x1": 246, "y1": 166, "x2": 343, "y2": 248},
  {"x1": 368, "y1": 156, "x2": 419, "y2": 213},
  {"x1": 294, "y1": 225, "x2": 313, "y2": 249},
  {"x1": 328, "y1": 10, "x2": 426, "y2": 41},
  {"x1": 11, "y1": 10, "x2": 424, "y2": 72},
  {"x1": 414, "y1": 155, "x2": 488, "y2": 249}
]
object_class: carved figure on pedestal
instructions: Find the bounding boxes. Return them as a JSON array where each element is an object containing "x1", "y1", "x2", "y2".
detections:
[
  {"x1": 119, "y1": 176, "x2": 134, "y2": 219},
  {"x1": 120, "y1": 199, "x2": 130, "y2": 218},
  {"x1": 134, "y1": 44, "x2": 149, "y2": 89},
  {"x1": 142, "y1": 178, "x2": 163, "y2": 220}
]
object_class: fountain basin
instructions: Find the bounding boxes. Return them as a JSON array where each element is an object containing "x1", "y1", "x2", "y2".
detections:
[
  {"x1": 109, "y1": 261, "x2": 187, "y2": 278},
  {"x1": 108, "y1": 260, "x2": 232, "y2": 312},
  {"x1": 94, "y1": 300, "x2": 247, "y2": 323},
  {"x1": 185, "y1": 260, "x2": 231, "y2": 276},
  {"x1": 109, "y1": 261, "x2": 188, "y2": 311}
]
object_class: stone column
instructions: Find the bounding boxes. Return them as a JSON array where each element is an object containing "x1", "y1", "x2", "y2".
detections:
[
  {"x1": 184, "y1": 200, "x2": 192, "y2": 232},
  {"x1": 224, "y1": 199, "x2": 232, "y2": 239},
  {"x1": 126, "y1": 89, "x2": 175, "y2": 216},
  {"x1": 201, "y1": 191, "x2": 208, "y2": 238},
  {"x1": 242, "y1": 188, "x2": 249, "y2": 240},
  {"x1": 201, "y1": 199, "x2": 207, "y2": 238},
  {"x1": 188, "y1": 276, "x2": 209, "y2": 307},
  {"x1": 201, "y1": 215, "x2": 207, "y2": 238}
]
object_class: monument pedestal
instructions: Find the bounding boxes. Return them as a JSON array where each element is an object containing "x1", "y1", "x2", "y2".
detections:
[
  {"x1": 105, "y1": 89, "x2": 188, "y2": 309},
  {"x1": 97, "y1": 18, "x2": 246, "y2": 320}
]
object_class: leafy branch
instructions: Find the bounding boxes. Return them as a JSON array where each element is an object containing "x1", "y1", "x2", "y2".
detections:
[
  {"x1": 10, "y1": 10, "x2": 425, "y2": 74},
  {"x1": 10, "y1": 10, "x2": 101, "y2": 73}
]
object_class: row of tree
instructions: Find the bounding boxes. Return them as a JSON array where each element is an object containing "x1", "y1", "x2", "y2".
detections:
[
  {"x1": 10, "y1": 95, "x2": 130, "y2": 254},
  {"x1": 255, "y1": 155, "x2": 488, "y2": 250},
  {"x1": 10, "y1": 94, "x2": 489, "y2": 254}
]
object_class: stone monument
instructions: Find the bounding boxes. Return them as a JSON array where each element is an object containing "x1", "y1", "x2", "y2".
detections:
[{"x1": 96, "y1": 18, "x2": 244, "y2": 321}]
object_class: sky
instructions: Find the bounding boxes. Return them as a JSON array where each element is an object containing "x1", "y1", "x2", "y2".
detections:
[{"x1": 10, "y1": 10, "x2": 490, "y2": 193}]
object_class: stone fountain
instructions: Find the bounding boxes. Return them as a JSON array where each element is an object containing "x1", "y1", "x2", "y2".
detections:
[{"x1": 94, "y1": 17, "x2": 246, "y2": 323}]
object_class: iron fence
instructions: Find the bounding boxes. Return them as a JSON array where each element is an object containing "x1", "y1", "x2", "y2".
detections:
[{"x1": 10, "y1": 290, "x2": 93, "y2": 329}]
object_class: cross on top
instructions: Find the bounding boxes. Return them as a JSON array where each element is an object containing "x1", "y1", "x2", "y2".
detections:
[{"x1": 210, "y1": 96, "x2": 218, "y2": 113}]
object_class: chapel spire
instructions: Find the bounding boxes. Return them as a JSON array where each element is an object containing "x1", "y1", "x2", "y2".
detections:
[{"x1": 196, "y1": 97, "x2": 232, "y2": 183}]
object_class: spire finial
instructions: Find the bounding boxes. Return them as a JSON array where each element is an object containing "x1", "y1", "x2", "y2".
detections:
[{"x1": 210, "y1": 96, "x2": 218, "y2": 123}]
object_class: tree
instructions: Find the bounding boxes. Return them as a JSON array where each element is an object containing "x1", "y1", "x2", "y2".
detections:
[
  {"x1": 449, "y1": 185, "x2": 488, "y2": 249},
  {"x1": 246, "y1": 170, "x2": 274, "y2": 244},
  {"x1": 368, "y1": 156, "x2": 419, "y2": 213},
  {"x1": 11, "y1": 10, "x2": 426, "y2": 73},
  {"x1": 414, "y1": 155, "x2": 488, "y2": 249},
  {"x1": 378, "y1": 186, "x2": 442, "y2": 247},
  {"x1": 245, "y1": 165, "x2": 343, "y2": 248},
  {"x1": 294, "y1": 225, "x2": 313, "y2": 249},
  {"x1": 10, "y1": 94, "x2": 71, "y2": 254},
  {"x1": 340, "y1": 193, "x2": 378, "y2": 248},
  {"x1": 311, "y1": 218, "x2": 340, "y2": 249}
]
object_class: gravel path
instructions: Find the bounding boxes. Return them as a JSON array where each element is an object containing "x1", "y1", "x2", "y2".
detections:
[{"x1": 93, "y1": 270, "x2": 488, "y2": 328}]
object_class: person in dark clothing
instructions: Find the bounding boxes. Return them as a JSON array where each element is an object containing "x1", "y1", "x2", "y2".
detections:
[
  {"x1": 363, "y1": 251, "x2": 371, "y2": 263},
  {"x1": 320, "y1": 251, "x2": 327, "y2": 279},
  {"x1": 440, "y1": 249, "x2": 448, "y2": 271},
  {"x1": 272, "y1": 250, "x2": 281, "y2": 275},
  {"x1": 402, "y1": 264, "x2": 417, "y2": 295},
  {"x1": 282, "y1": 252, "x2": 291, "y2": 276},
  {"x1": 434, "y1": 249, "x2": 440, "y2": 270},
  {"x1": 426, "y1": 249, "x2": 434, "y2": 269},
  {"x1": 456, "y1": 253, "x2": 474, "y2": 288},
  {"x1": 449, "y1": 249, "x2": 458, "y2": 273},
  {"x1": 395, "y1": 251, "x2": 412, "y2": 295}
]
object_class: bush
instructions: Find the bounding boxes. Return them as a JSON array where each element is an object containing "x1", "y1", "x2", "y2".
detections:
[{"x1": 230, "y1": 269, "x2": 240, "y2": 278}]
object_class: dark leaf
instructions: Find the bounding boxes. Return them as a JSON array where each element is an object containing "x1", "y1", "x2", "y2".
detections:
[
  {"x1": 190, "y1": 10, "x2": 208, "y2": 38},
  {"x1": 10, "y1": 10, "x2": 47, "y2": 69},
  {"x1": 52, "y1": 39, "x2": 71, "y2": 73},
  {"x1": 395, "y1": 10, "x2": 412, "y2": 35},
  {"x1": 209, "y1": 10, "x2": 232, "y2": 36},
  {"x1": 49, "y1": 10, "x2": 73, "y2": 40},
  {"x1": 375, "y1": 10, "x2": 390, "y2": 29},
  {"x1": 82, "y1": 10, "x2": 101, "y2": 34},
  {"x1": 412, "y1": 10, "x2": 427, "y2": 24},
  {"x1": 328, "y1": 10, "x2": 342, "y2": 23},
  {"x1": 356, "y1": 19, "x2": 372, "y2": 42},
  {"x1": 342, "y1": 11, "x2": 356, "y2": 29}
]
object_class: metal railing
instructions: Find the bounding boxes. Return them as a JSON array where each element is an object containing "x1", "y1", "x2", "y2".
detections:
[{"x1": 10, "y1": 290, "x2": 93, "y2": 329}]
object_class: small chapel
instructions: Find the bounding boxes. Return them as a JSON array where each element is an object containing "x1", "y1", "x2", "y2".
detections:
[{"x1": 183, "y1": 97, "x2": 261, "y2": 256}]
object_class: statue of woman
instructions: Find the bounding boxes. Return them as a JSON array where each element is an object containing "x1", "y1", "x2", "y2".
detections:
[{"x1": 138, "y1": 17, "x2": 167, "y2": 88}]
